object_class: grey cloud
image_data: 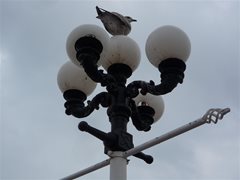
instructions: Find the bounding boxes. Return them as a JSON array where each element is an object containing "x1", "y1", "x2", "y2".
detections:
[{"x1": 1, "y1": 1, "x2": 239, "y2": 180}]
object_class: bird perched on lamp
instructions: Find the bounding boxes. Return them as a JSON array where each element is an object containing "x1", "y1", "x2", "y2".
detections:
[{"x1": 96, "y1": 6, "x2": 137, "y2": 36}]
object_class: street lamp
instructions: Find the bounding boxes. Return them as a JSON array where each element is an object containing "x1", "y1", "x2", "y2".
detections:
[
  {"x1": 58, "y1": 23, "x2": 230, "y2": 180},
  {"x1": 58, "y1": 24, "x2": 191, "y2": 179}
]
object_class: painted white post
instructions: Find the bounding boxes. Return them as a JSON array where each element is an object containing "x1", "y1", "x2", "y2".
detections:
[{"x1": 109, "y1": 151, "x2": 127, "y2": 180}]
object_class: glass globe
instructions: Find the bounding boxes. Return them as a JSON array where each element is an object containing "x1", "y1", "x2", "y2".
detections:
[
  {"x1": 100, "y1": 35, "x2": 141, "y2": 72},
  {"x1": 145, "y1": 25, "x2": 191, "y2": 67},
  {"x1": 134, "y1": 93, "x2": 164, "y2": 122},
  {"x1": 57, "y1": 61, "x2": 97, "y2": 96},
  {"x1": 66, "y1": 24, "x2": 110, "y2": 67}
]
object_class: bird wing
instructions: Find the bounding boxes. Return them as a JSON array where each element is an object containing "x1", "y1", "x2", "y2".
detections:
[
  {"x1": 96, "y1": 6, "x2": 111, "y2": 16},
  {"x1": 111, "y1": 12, "x2": 131, "y2": 28},
  {"x1": 96, "y1": 7, "x2": 129, "y2": 27}
]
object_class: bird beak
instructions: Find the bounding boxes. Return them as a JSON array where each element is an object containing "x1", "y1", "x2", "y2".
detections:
[{"x1": 131, "y1": 19, "x2": 137, "y2": 22}]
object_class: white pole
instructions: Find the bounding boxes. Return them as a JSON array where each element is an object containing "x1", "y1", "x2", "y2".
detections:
[
  {"x1": 109, "y1": 151, "x2": 127, "y2": 180},
  {"x1": 123, "y1": 117, "x2": 206, "y2": 158},
  {"x1": 123, "y1": 108, "x2": 230, "y2": 158}
]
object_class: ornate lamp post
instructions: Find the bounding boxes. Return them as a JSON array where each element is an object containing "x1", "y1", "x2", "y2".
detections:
[{"x1": 57, "y1": 24, "x2": 229, "y2": 180}]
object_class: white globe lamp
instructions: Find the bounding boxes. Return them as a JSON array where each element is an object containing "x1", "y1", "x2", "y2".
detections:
[
  {"x1": 134, "y1": 93, "x2": 164, "y2": 122},
  {"x1": 145, "y1": 25, "x2": 191, "y2": 67},
  {"x1": 57, "y1": 61, "x2": 97, "y2": 96},
  {"x1": 101, "y1": 35, "x2": 141, "y2": 73},
  {"x1": 66, "y1": 24, "x2": 109, "y2": 67}
]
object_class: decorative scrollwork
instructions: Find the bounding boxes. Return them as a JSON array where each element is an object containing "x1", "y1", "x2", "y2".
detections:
[
  {"x1": 65, "y1": 91, "x2": 112, "y2": 118},
  {"x1": 202, "y1": 108, "x2": 230, "y2": 124},
  {"x1": 127, "y1": 78, "x2": 180, "y2": 97},
  {"x1": 127, "y1": 59, "x2": 186, "y2": 97}
]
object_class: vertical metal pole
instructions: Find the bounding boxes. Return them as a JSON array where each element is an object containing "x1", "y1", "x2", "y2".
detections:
[{"x1": 109, "y1": 151, "x2": 127, "y2": 180}]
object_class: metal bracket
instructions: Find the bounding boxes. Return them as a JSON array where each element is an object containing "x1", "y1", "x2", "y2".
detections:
[{"x1": 202, "y1": 108, "x2": 230, "y2": 124}]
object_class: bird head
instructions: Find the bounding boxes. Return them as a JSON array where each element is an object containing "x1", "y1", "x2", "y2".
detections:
[{"x1": 125, "y1": 16, "x2": 137, "y2": 23}]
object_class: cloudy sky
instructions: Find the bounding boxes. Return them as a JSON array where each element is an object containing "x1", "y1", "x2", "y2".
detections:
[{"x1": 1, "y1": 0, "x2": 239, "y2": 180}]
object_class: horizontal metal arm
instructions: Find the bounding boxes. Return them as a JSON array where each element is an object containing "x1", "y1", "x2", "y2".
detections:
[
  {"x1": 61, "y1": 159, "x2": 110, "y2": 180},
  {"x1": 78, "y1": 121, "x2": 116, "y2": 148},
  {"x1": 61, "y1": 108, "x2": 230, "y2": 179},
  {"x1": 123, "y1": 108, "x2": 230, "y2": 158}
]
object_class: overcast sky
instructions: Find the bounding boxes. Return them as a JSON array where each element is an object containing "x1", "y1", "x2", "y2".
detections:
[{"x1": 1, "y1": 0, "x2": 239, "y2": 180}]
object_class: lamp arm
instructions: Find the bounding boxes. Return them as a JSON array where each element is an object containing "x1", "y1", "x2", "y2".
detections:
[
  {"x1": 127, "y1": 75, "x2": 180, "y2": 97},
  {"x1": 74, "y1": 36, "x2": 116, "y2": 86},
  {"x1": 127, "y1": 59, "x2": 186, "y2": 97},
  {"x1": 65, "y1": 92, "x2": 112, "y2": 118},
  {"x1": 78, "y1": 53, "x2": 116, "y2": 87}
]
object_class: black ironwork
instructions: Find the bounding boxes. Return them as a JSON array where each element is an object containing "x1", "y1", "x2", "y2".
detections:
[{"x1": 62, "y1": 36, "x2": 186, "y2": 164}]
